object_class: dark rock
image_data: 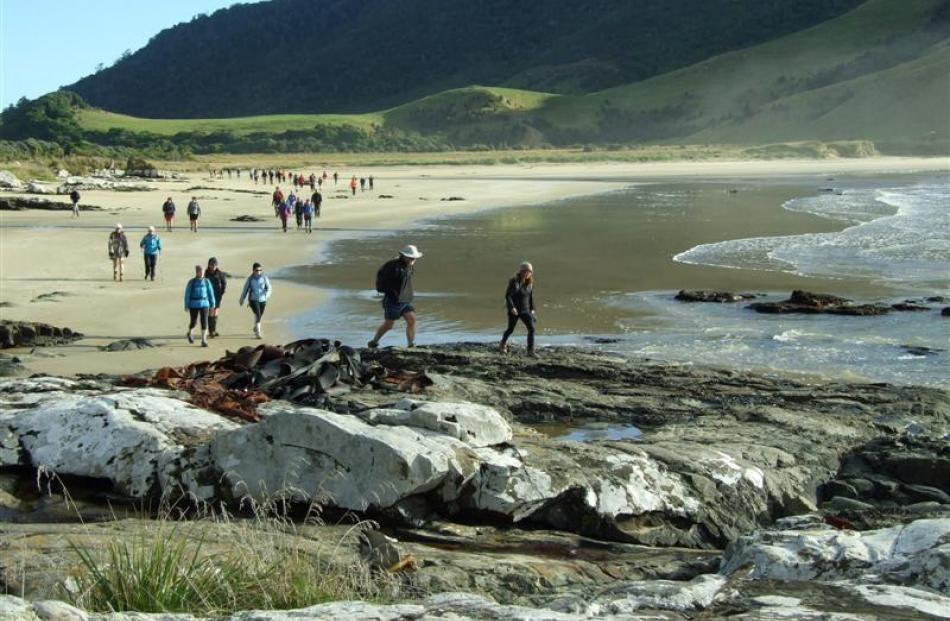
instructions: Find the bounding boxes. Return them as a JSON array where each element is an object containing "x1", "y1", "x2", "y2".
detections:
[
  {"x1": 675, "y1": 290, "x2": 757, "y2": 303},
  {"x1": 901, "y1": 483, "x2": 950, "y2": 504},
  {"x1": 30, "y1": 291, "x2": 70, "y2": 303},
  {"x1": 0, "y1": 320, "x2": 83, "y2": 349},
  {"x1": 378, "y1": 194, "x2": 395, "y2": 199},
  {"x1": 891, "y1": 302, "x2": 930, "y2": 311},
  {"x1": 901, "y1": 345, "x2": 943, "y2": 356},
  {"x1": 441, "y1": 196, "x2": 466, "y2": 201},
  {"x1": 100, "y1": 338, "x2": 157, "y2": 352},
  {"x1": 0, "y1": 197, "x2": 101, "y2": 211},
  {"x1": 583, "y1": 337, "x2": 623, "y2": 344},
  {"x1": 943, "y1": 307, "x2": 950, "y2": 317},
  {"x1": 925, "y1": 296, "x2": 945, "y2": 303},
  {"x1": 748, "y1": 290, "x2": 889, "y2": 316},
  {"x1": 230, "y1": 214, "x2": 263, "y2": 222},
  {"x1": 0, "y1": 354, "x2": 25, "y2": 377},
  {"x1": 819, "y1": 480, "x2": 858, "y2": 501},
  {"x1": 827, "y1": 496, "x2": 874, "y2": 512}
]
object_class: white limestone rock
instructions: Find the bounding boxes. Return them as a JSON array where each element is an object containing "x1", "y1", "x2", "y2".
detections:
[
  {"x1": 721, "y1": 518, "x2": 950, "y2": 591},
  {"x1": 592, "y1": 574, "x2": 727, "y2": 614},
  {"x1": 358, "y1": 399, "x2": 512, "y2": 447},
  {"x1": 207, "y1": 404, "x2": 481, "y2": 510},
  {"x1": 2, "y1": 390, "x2": 238, "y2": 497},
  {"x1": 0, "y1": 170, "x2": 24, "y2": 190},
  {"x1": 466, "y1": 443, "x2": 700, "y2": 526}
]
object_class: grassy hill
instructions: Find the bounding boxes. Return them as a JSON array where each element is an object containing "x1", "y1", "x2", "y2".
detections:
[
  {"x1": 4, "y1": 0, "x2": 947, "y2": 156},
  {"x1": 65, "y1": 0, "x2": 862, "y2": 118}
]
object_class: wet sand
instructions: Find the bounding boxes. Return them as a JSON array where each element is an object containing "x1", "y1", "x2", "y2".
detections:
[{"x1": 1, "y1": 157, "x2": 946, "y2": 376}]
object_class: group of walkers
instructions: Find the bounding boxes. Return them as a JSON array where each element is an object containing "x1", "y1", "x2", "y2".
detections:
[
  {"x1": 161, "y1": 196, "x2": 203, "y2": 232},
  {"x1": 271, "y1": 186, "x2": 323, "y2": 233}
]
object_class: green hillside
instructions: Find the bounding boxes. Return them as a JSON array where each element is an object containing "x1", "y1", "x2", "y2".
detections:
[
  {"x1": 4, "y1": 0, "x2": 947, "y2": 156},
  {"x1": 533, "y1": 0, "x2": 950, "y2": 150}
]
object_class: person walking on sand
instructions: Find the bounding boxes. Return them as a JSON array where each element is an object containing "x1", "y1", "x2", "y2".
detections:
[
  {"x1": 239, "y1": 262, "x2": 272, "y2": 339},
  {"x1": 139, "y1": 226, "x2": 162, "y2": 281},
  {"x1": 368, "y1": 245, "x2": 423, "y2": 349},
  {"x1": 333, "y1": 171, "x2": 338, "y2": 185},
  {"x1": 187, "y1": 196, "x2": 201, "y2": 232},
  {"x1": 302, "y1": 199, "x2": 314, "y2": 233},
  {"x1": 311, "y1": 189, "x2": 323, "y2": 220},
  {"x1": 162, "y1": 197, "x2": 176, "y2": 231},
  {"x1": 277, "y1": 200, "x2": 291, "y2": 232},
  {"x1": 108, "y1": 224, "x2": 130, "y2": 281},
  {"x1": 350, "y1": 176, "x2": 358, "y2": 196},
  {"x1": 360, "y1": 177, "x2": 366, "y2": 192},
  {"x1": 272, "y1": 186, "x2": 284, "y2": 215},
  {"x1": 293, "y1": 193, "x2": 304, "y2": 229},
  {"x1": 184, "y1": 265, "x2": 216, "y2": 347},
  {"x1": 369, "y1": 175, "x2": 374, "y2": 191},
  {"x1": 69, "y1": 189, "x2": 81, "y2": 217},
  {"x1": 206, "y1": 257, "x2": 227, "y2": 338},
  {"x1": 499, "y1": 261, "x2": 537, "y2": 356}
]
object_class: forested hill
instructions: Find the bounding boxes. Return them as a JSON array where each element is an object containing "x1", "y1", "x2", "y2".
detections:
[{"x1": 68, "y1": 0, "x2": 864, "y2": 118}]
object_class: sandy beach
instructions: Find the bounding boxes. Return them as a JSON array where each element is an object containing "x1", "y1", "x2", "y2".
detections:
[{"x1": 1, "y1": 156, "x2": 947, "y2": 377}]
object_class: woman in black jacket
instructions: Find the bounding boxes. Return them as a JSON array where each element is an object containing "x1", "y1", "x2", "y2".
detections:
[
  {"x1": 499, "y1": 261, "x2": 536, "y2": 355},
  {"x1": 205, "y1": 257, "x2": 227, "y2": 337}
]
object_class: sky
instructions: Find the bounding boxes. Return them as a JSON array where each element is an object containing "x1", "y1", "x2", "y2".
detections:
[{"x1": 0, "y1": 0, "x2": 250, "y2": 109}]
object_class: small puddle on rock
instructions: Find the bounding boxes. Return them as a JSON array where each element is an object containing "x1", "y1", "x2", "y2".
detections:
[{"x1": 532, "y1": 422, "x2": 643, "y2": 442}]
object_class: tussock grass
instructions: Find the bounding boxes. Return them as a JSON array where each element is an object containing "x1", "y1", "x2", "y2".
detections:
[{"x1": 62, "y1": 490, "x2": 398, "y2": 615}]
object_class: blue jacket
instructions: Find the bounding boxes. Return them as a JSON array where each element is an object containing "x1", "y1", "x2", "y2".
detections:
[
  {"x1": 184, "y1": 277, "x2": 216, "y2": 309},
  {"x1": 140, "y1": 233, "x2": 162, "y2": 255},
  {"x1": 239, "y1": 274, "x2": 272, "y2": 304}
]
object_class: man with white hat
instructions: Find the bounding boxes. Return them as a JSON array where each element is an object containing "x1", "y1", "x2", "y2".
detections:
[{"x1": 369, "y1": 244, "x2": 423, "y2": 348}]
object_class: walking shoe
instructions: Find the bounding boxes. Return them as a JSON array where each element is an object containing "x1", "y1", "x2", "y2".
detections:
[
  {"x1": 187, "y1": 332, "x2": 194, "y2": 344},
  {"x1": 254, "y1": 323, "x2": 262, "y2": 339},
  {"x1": 201, "y1": 340, "x2": 208, "y2": 347},
  {"x1": 367, "y1": 340, "x2": 379, "y2": 349},
  {"x1": 498, "y1": 342, "x2": 508, "y2": 353}
]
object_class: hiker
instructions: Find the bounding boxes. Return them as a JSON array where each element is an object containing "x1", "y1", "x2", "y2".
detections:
[
  {"x1": 311, "y1": 189, "x2": 323, "y2": 219},
  {"x1": 238, "y1": 262, "x2": 272, "y2": 339},
  {"x1": 139, "y1": 226, "x2": 162, "y2": 281},
  {"x1": 184, "y1": 264, "x2": 216, "y2": 347},
  {"x1": 309, "y1": 173, "x2": 316, "y2": 190},
  {"x1": 350, "y1": 176, "x2": 358, "y2": 196},
  {"x1": 187, "y1": 197, "x2": 201, "y2": 232},
  {"x1": 499, "y1": 261, "x2": 537, "y2": 356},
  {"x1": 294, "y1": 195, "x2": 304, "y2": 229},
  {"x1": 162, "y1": 197, "x2": 176, "y2": 231},
  {"x1": 69, "y1": 188, "x2": 81, "y2": 217},
  {"x1": 272, "y1": 186, "x2": 284, "y2": 215},
  {"x1": 368, "y1": 244, "x2": 423, "y2": 349},
  {"x1": 360, "y1": 177, "x2": 366, "y2": 192},
  {"x1": 277, "y1": 200, "x2": 291, "y2": 232},
  {"x1": 107, "y1": 224, "x2": 130, "y2": 282},
  {"x1": 317, "y1": 175, "x2": 323, "y2": 189},
  {"x1": 302, "y1": 199, "x2": 314, "y2": 233},
  {"x1": 333, "y1": 171, "x2": 338, "y2": 185},
  {"x1": 369, "y1": 175, "x2": 374, "y2": 190},
  {"x1": 206, "y1": 257, "x2": 227, "y2": 338}
]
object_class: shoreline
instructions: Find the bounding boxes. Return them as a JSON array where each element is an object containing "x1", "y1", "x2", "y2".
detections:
[{"x1": 1, "y1": 156, "x2": 948, "y2": 377}]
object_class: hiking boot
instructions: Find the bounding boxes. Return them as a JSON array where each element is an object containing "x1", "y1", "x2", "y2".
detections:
[{"x1": 367, "y1": 340, "x2": 379, "y2": 349}]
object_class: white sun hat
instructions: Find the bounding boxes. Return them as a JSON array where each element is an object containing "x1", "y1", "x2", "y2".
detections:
[{"x1": 399, "y1": 244, "x2": 423, "y2": 259}]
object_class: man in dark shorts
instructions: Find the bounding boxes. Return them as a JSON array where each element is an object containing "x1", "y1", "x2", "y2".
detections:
[
  {"x1": 70, "y1": 189, "x2": 81, "y2": 217},
  {"x1": 368, "y1": 245, "x2": 422, "y2": 348},
  {"x1": 187, "y1": 197, "x2": 201, "y2": 232}
]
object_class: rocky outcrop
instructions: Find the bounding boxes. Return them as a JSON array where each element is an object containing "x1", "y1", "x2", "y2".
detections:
[
  {"x1": 0, "y1": 196, "x2": 101, "y2": 211},
  {"x1": 747, "y1": 290, "x2": 890, "y2": 315},
  {"x1": 721, "y1": 517, "x2": 950, "y2": 592},
  {"x1": 674, "y1": 290, "x2": 757, "y2": 303},
  {"x1": 0, "y1": 170, "x2": 24, "y2": 190},
  {"x1": 0, "y1": 320, "x2": 83, "y2": 348}
]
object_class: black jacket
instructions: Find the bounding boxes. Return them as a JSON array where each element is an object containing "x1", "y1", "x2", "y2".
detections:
[
  {"x1": 207, "y1": 269, "x2": 227, "y2": 301},
  {"x1": 505, "y1": 278, "x2": 534, "y2": 314},
  {"x1": 376, "y1": 258, "x2": 414, "y2": 302}
]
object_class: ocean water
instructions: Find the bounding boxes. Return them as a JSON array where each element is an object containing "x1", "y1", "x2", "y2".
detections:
[{"x1": 287, "y1": 175, "x2": 949, "y2": 388}]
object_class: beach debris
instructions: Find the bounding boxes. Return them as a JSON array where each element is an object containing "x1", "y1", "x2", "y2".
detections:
[
  {"x1": 440, "y1": 196, "x2": 466, "y2": 201},
  {"x1": 0, "y1": 320, "x2": 83, "y2": 349},
  {"x1": 891, "y1": 302, "x2": 931, "y2": 312},
  {"x1": 231, "y1": 214, "x2": 263, "y2": 222},
  {"x1": 675, "y1": 290, "x2": 759, "y2": 303},
  {"x1": 30, "y1": 291, "x2": 71, "y2": 303},
  {"x1": 100, "y1": 338, "x2": 158, "y2": 352},
  {"x1": 748, "y1": 290, "x2": 890, "y2": 316},
  {"x1": 125, "y1": 338, "x2": 433, "y2": 421},
  {"x1": 378, "y1": 194, "x2": 395, "y2": 199},
  {"x1": 0, "y1": 197, "x2": 102, "y2": 212},
  {"x1": 900, "y1": 345, "x2": 943, "y2": 357}
]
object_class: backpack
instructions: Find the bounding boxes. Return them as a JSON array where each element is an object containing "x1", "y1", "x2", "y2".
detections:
[{"x1": 375, "y1": 259, "x2": 398, "y2": 294}]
